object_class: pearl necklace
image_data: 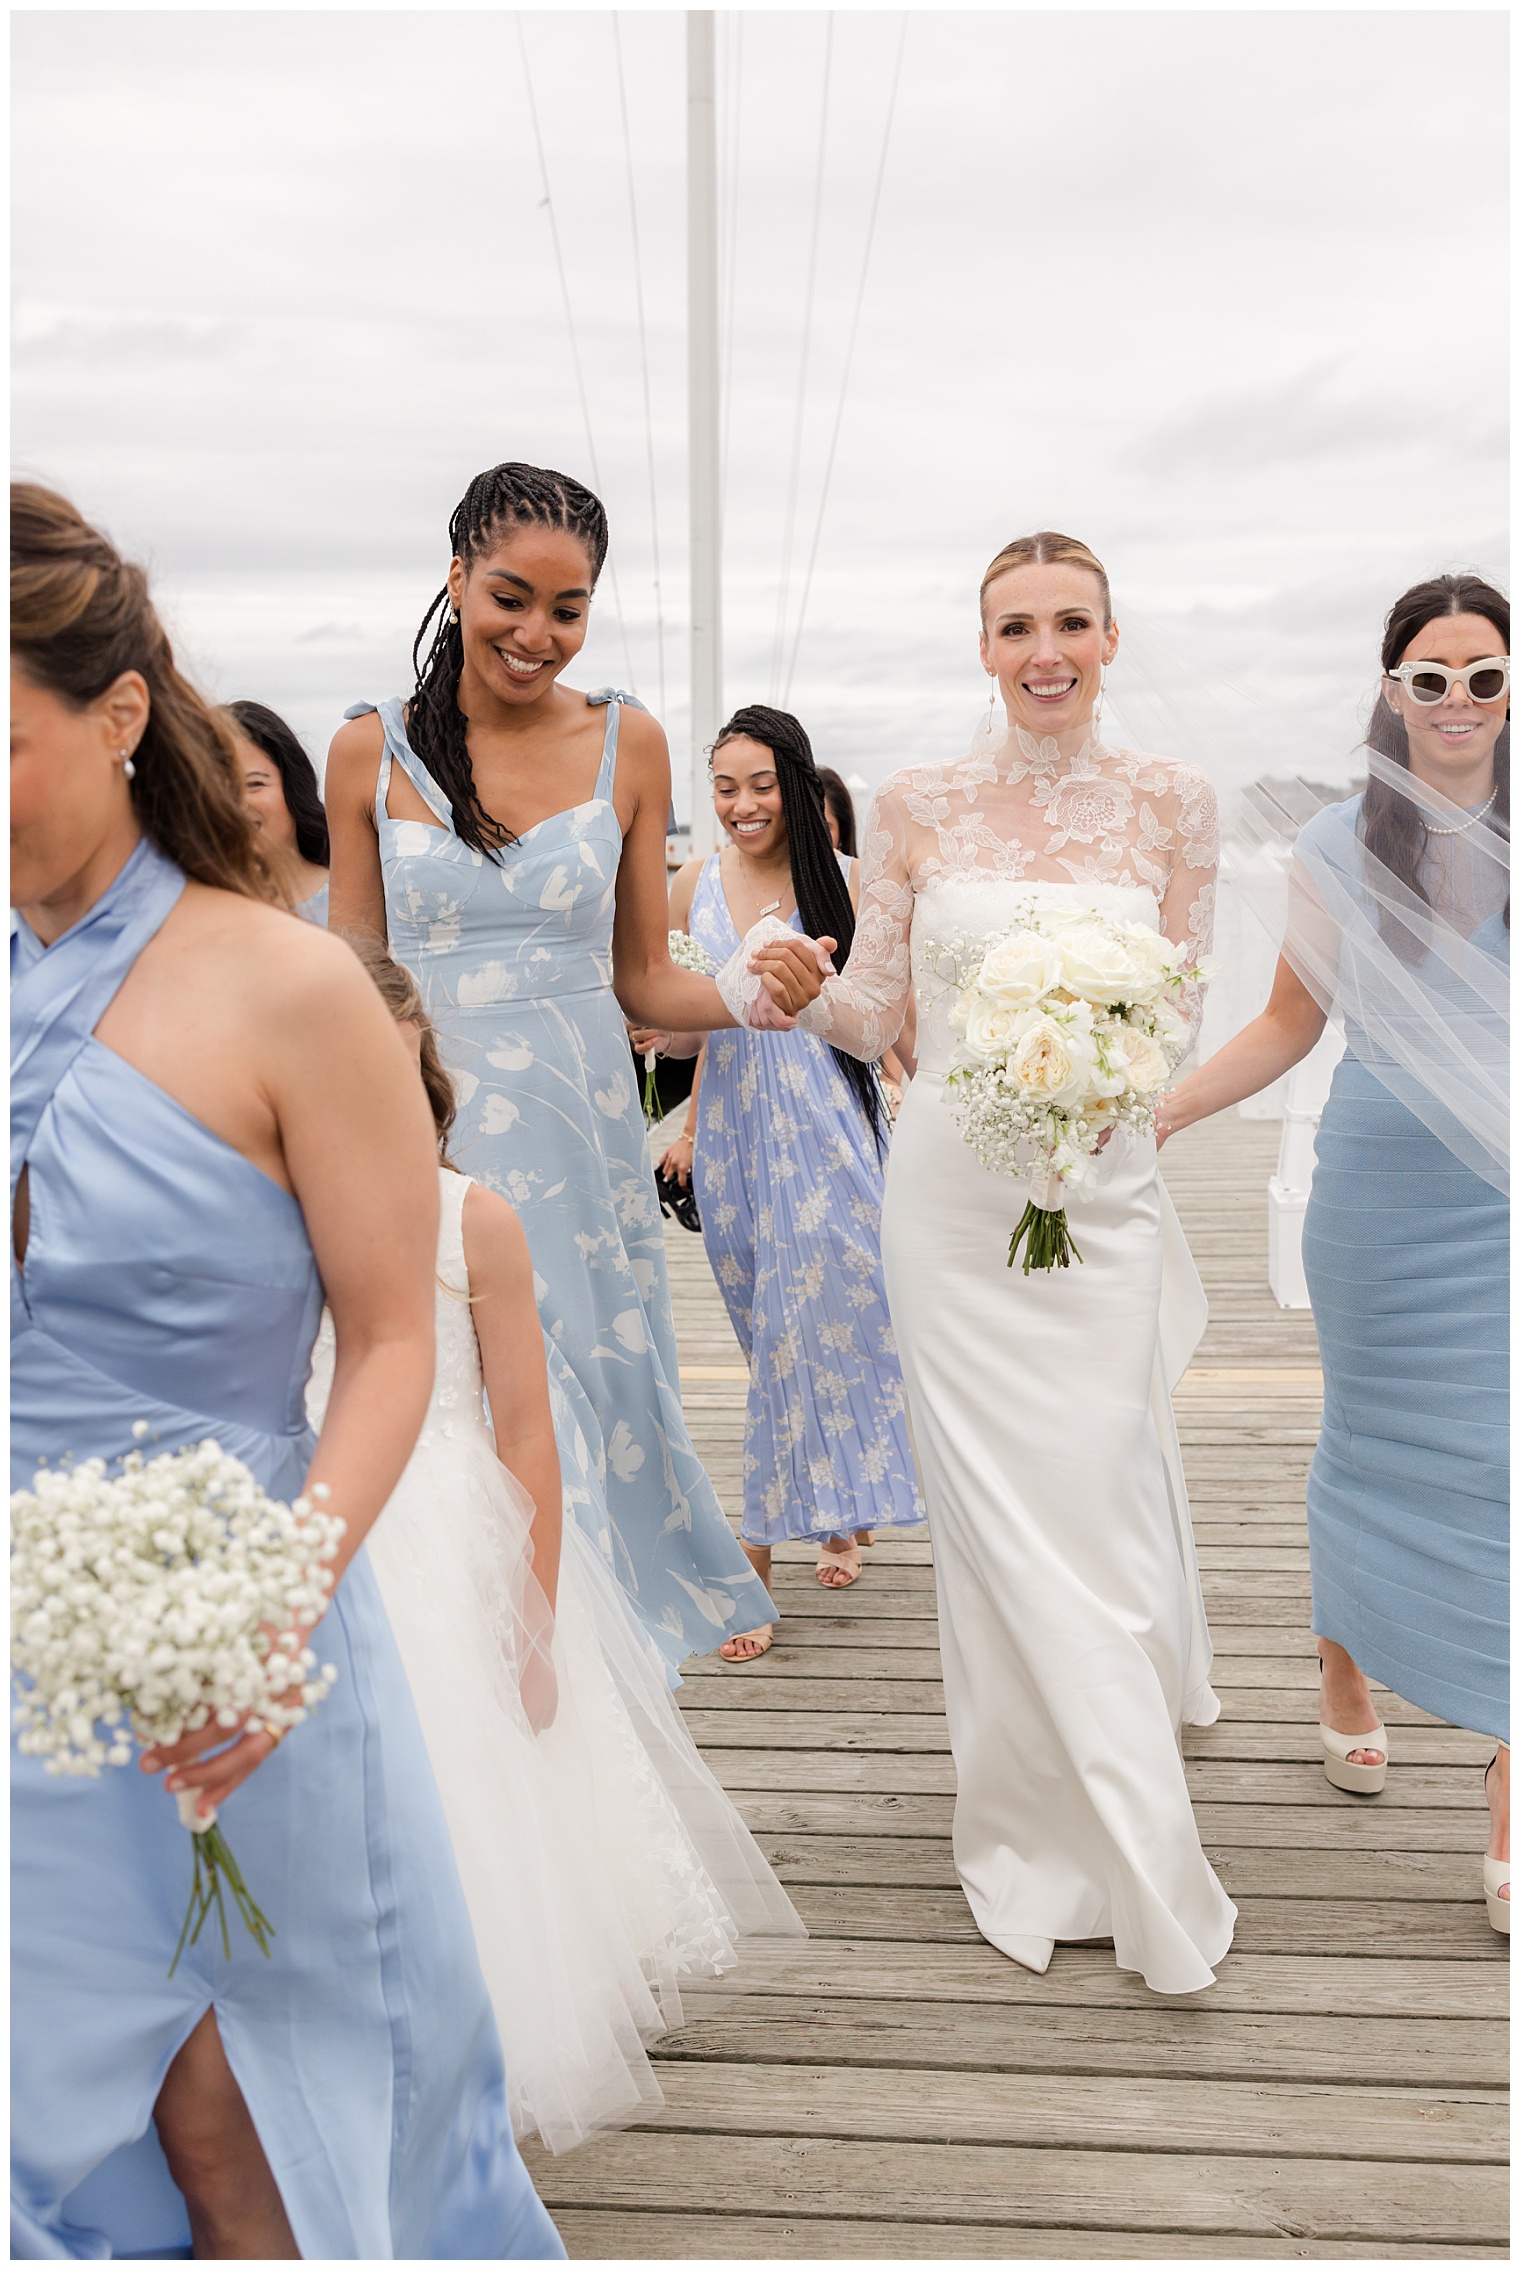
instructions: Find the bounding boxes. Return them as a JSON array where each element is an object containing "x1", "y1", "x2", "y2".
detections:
[{"x1": 1423, "y1": 786, "x2": 1499, "y2": 837}]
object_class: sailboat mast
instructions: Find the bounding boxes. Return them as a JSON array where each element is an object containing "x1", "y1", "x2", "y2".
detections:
[{"x1": 687, "y1": 9, "x2": 721, "y2": 855}]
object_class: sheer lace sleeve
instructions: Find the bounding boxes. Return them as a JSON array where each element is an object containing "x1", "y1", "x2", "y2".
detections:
[
  {"x1": 1156, "y1": 763, "x2": 1219, "y2": 1050},
  {"x1": 795, "y1": 777, "x2": 915, "y2": 1063}
]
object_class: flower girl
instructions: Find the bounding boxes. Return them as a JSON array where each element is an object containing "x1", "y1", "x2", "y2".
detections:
[{"x1": 308, "y1": 941, "x2": 802, "y2": 2152}]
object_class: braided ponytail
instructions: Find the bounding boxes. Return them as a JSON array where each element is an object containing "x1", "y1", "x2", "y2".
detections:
[
  {"x1": 714, "y1": 704, "x2": 886, "y2": 1153},
  {"x1": 407, "y1": 462, "x2": 610, "y2": 860}
]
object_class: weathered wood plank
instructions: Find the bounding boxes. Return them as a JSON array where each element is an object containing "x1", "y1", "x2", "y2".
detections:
[
  {"x1": 681, "y1": 1939, "x2": 1508, "y2": 2020},
  {"x1": 729, "y1": 1789, "x2": 1490, "y2": 1851},
  {"x1": 780, "y1": 1883, "x2": 1506, "y2": 1960},
  {"x1": 622, "y1": 2062, "x2": 1507, "y2": 2163},
  {"x1": 523, "y1": 2132, "x2": 1507, "y2": 2244},
  {"x1": 754, "y1": 1831, "x2": 1489, "y2": 1902},
  {"x1": 690, "y1": 1732, "x2": 1486, "y2": 1807},
  {"x1": 549, "y1": 2207, "x2": 1502, "y2": 2259},
  {"x1": 651, "y1": 1993, "x2": 1508, "y2": 2088}
]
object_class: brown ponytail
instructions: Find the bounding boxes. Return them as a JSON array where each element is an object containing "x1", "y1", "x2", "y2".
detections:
[
  {"x1": 339, "y1": 933, "x2": 458, "y2": 1163},
  {"x1": 10, "y1": 483, "x2": 275, "y2": 902}
]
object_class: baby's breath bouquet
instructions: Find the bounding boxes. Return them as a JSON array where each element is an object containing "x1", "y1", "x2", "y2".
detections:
[
  {"x1": 11, "y1": 1435, "x2": 344, "y2": 1971},
  {"x1": 640, "y1": 930, "x2": 719, "y2": 1121},
  {"x1": 943, "y1": 904, "x2": 1204, "y2": 1273}
]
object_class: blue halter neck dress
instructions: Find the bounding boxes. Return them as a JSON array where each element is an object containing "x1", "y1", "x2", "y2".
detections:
[
  {"x1": 353, "y1": 691, "x2": 775, "y2": 1668},
  {"x1": 10, "y1": 838, "x2": 562, "y2": 2262}
]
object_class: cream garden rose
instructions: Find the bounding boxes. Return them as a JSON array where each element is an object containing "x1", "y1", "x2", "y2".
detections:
[
  {"x1": 977, "y1": 929, "x2": 1065, "y2": 1008},
  {"x1": 1112, "y1": 1025, "x2": 1171, "y2": 1095},
  {"x1": 1056, "y1": 923, "x2": 1163, "y2": 1007}
]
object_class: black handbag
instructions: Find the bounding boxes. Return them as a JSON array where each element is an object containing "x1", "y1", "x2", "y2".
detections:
[{"x1": 654, "y1": 1168, "x2": 701, "y2": 1234}]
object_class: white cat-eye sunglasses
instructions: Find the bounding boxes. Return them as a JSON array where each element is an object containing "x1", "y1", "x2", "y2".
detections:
[{"x1": 1385, "y1": 657, "x2": 1509, "y2": 707}]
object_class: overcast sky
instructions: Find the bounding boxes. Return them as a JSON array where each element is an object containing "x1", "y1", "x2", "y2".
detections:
[{"x1": 13, "y1": 6, "x2": 1509, "y2": 822}]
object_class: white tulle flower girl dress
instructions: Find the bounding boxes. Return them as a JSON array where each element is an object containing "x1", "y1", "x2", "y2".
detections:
[{"x1": 309, "y1": 1168, "x2": 802, "y2": 2152}]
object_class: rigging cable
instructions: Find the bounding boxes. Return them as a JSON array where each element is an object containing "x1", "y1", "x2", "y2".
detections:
[
  {"x1": 515, "y1": 11, "x2": 636, "y2": 692},
  {"x1": 782, "y1": 12, "x2": 908, "y2": 707},
  {"x1": 612, "y1": 12, "x2": 666, "y2": 721},
  {"x1": 768, "y1": 12, "x2": 833, "y2": 702},
  {"x1": 719, "y1": 12, "x2": 744, "y2": 528}
]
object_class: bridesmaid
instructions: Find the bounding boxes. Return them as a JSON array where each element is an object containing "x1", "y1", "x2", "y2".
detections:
[
  {"x1": 11, "y1": 485, "x2": 562, "y2": 2259},
  {"x1": 1161, "y1": 572, "x2": 1509, "y2": 1929},
  {"x1": 657, "y1": 706, "x2": 925, "y2": 1660},
  {"x1": 325, "y1": 461, "x2": 826, "y2": 1671},
  {"x1": 225, "y1": 698, "x2": 330, "y2": 922}
]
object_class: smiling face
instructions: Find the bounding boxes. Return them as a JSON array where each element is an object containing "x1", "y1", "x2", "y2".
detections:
[
  {"x1": 448, "y1": 523, "x2": 596, "y2": 708},
  {"x1": 1385, "y1": 612, "x2": 1509, "y2": 792},
  {"x1": 712, "y1": 736, "x2": 789, "y2": 862},
  {"x1": 980, "y1": 561, "x2": 1118, "y2": 740},
  {"x1": 233, "y1": 733, "x2": 298, "y2": 853}
]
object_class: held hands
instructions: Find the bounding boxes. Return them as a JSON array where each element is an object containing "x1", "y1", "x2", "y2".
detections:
[{"x1": 748, "y1": 933, "x2": 836, "y2": 1029}]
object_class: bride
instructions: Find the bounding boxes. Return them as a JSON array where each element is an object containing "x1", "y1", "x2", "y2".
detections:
[{"x1": 744, "y1": 530, "x2": 1237, "y2": 1994}]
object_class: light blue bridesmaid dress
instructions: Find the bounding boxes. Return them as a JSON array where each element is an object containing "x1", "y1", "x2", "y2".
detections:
[
  {"x1": 10, "y1": 838, "x2": 563, "y2": 2262},
  {"x1": 687, "y1": 854, "x2": 925, "y2": 1546},
  {"x1": 352, "y1": 692, "x2": 774, "y2": 1668},
  {"x1": 1298, "y1": 797, "x2": 1509, "y2": 1742}
]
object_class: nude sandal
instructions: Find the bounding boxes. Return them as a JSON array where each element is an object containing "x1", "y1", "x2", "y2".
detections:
[
  {"x1": 1320, "y1": 1718, "x2": 1389, "y2": 1795},
  {"x1": 1483, "y1": 1855, "x2": 1510, "y2": 1932}
]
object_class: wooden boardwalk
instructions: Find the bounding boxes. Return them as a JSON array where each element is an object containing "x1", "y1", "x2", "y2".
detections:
[{"x1": 524, "y1": 1116, "x2": 1508, "y2": 2260}]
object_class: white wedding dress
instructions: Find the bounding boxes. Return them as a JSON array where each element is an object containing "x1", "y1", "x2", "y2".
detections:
[
  {"x1": 796, "y1": 727, "x2": 1238, "y2": 1994},
  {"x1": 308, "y1": 1170, "x2": 802, "y2": 2150}
]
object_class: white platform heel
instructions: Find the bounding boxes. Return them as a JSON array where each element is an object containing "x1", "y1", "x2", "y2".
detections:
[{"x1": 1319, "y1": 1718, "x2": 1389, "y2": 1795}]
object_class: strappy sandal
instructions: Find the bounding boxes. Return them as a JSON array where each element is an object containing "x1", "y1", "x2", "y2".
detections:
[
  {"x1": 1484, "y1": 1757, "x2": 1510, "y2": 1933},
  {"x1": 719, "y1": 1626, "x2": 773, "y2": 1662},
  {"x1": 815, "y1": 1542, "x2": 862, "y2": 1589}
]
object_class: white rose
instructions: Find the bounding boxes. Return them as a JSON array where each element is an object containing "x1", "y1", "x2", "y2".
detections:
[
  {"x1": 1011, "y1": 1014, "x2": 1097, "y2": 1105},
  {"x1": 962, "y1": 997, "x2": 1036, "y2": 1061},
  {"x1": 977, "y1": 929, "x2": 1064, "y2": 1008},
  {"x1": 1057, "y1": 924, "x2": 1162, "y2": 1007},
  {"x1": 1112, "y1": 1025, "x2": 1170, "y2": 1094}
]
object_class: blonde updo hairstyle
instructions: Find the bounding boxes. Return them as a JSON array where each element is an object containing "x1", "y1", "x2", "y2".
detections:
[{"x1": 979, "y1": 530, "x2": 1113, "y2": 628}]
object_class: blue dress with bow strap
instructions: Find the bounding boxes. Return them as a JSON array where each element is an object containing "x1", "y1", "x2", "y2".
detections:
[
  {"x1": 10, "y1": 839, "x2": 563, "y2": 2262},
  {"x1": 354, "y1": 691, "x2": 775, "y2": 1668}
]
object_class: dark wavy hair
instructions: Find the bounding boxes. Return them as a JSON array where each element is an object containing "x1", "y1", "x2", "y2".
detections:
[
  {"x1": 11, "y1": 484, "x2": 274, "y2": 902},
  {"x1": 227, "y1": 698, "x2": 330, "y2": 868},
  {"x1": 1363, "y1": 573, "x2": 1510, "y2": 953},
  {"x1": 713, "y1": 704, "x2": 885, "y2": 1152},
  {"x1": 816, "y1": 766, "x2": 858, "y2": 857},
  {"x1": 406, "y1": 462, "x2": 609, "y2": 859}
]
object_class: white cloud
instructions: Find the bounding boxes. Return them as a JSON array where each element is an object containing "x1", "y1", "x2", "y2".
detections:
[{"x1": 12, "y1": 7, "x2": 1507, "y2": 815}]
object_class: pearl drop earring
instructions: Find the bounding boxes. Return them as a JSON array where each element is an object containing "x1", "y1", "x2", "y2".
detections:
[
  {"x1": 448, "y1": 605, "x2": 460, "y2": 625},
  {"x1": 120, "y1": 749, "x2": 136, "y2": 780}
]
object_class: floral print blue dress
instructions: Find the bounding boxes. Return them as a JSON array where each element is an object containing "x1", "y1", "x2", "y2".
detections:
[
  {"x1": 687, "y1": 853, "x2": 925, "y2": 1546},
  {"x1": 352, "y1": 692, "x2": 775, "y2": 1669}
]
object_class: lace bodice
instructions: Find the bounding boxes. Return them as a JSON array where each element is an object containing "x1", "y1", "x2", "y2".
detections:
[{"x1": 800, "y1": 728, "x2": 1219, "y2": 1067}]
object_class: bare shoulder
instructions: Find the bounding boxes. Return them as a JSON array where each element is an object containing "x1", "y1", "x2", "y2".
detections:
[
  {"x1": 610, "y1": 699, "x2": 671, "y2": 775},
  {"x1": 461, "y1": 1177, "x2": 532, "y2": 1288},
  {"x1": 324, "y1": 710, "x2": 385, "y2": 803},
  {"x1": 170, "y1": 882, "x2": 389, "y2": 1028}
]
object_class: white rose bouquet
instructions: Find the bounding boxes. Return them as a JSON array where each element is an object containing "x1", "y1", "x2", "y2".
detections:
[
  {"x1": 11, "y1": 1435, "x2": 344, "y2": 1972},
  {"x1": 943, "y1": 903, "x2": 1203, "y2": 1273}
]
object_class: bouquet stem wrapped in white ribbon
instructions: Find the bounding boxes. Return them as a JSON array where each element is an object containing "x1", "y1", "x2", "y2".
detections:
[
  {"x1": 11, "y1": 1435, "x2": 344, "y2": 1972},
  {"x1": 942, "y1": 904, "x2": 1206, "y2": 1274}
]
